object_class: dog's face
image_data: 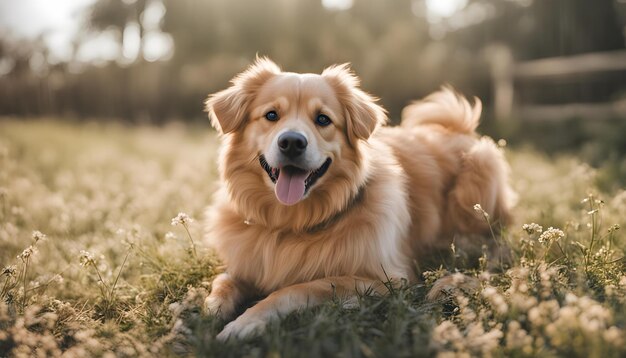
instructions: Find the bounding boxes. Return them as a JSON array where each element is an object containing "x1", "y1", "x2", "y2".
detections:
[
  {"x1": 245, "y1": 73, "x2": 344, "y2": 206},
  {"x1": 206, "y1": 58, "x2": 386, "y2": 207}
]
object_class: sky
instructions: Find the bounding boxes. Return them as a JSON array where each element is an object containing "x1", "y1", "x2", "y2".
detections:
[
  {"x1": 0, "y1": 0, "x2": 176, "y2": 63},
  {"x1": 0, "y1": 0, "x2": 96, "y2": 62},
  {"x1": 0, "y1": 0, "x2": 467, "y2": 63}
]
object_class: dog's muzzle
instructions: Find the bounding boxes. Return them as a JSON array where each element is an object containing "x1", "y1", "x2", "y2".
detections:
[{"x1": 259, "y1": 154, "x2": 332, "y2": 206}]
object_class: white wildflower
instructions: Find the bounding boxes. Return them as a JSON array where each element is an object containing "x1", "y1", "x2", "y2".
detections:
[
  {"x1": 522, "y1": 223, "x2": 543, "y2": 235},
  {"x1": 564, "y1": 292, "x2": 578, "y2": 305},
  {"x1": 536, "y1": 263, "x2": 558, "y2": 298},
  {"x1": 505, "y1": 321, "x2": 533, "y2": 352},
  {"x1": 538, "y1": 227, "x2": 564, "y2": 245},
  {"x1": 171, "y1": 212, "x2": 194, "y2": 226},
  {"x1": 456, "y1": 294, "x2": 477, "y2": 323},
  {"x1": 2, "y1": 265, "x2": 17, "y2": 277},
  {"x1": 510, "y1": 293, "x2": 536, "y2": 312},
  {"x1": 31, "y1": 230, "x2": 47, "y2": 243},
  {"x1": 164, "y1": 231, "x2": 177, "y2": 240},
  {"x1": 79, "y1": 250, "x2": 95, "y2": 267},
  {"x1": 578, "y1": 298, "x2": 611, "y2": 334},
  {"x1": 604, "y1": 284, "x2": 616, "y2": 297},
  {"x1": 473, "y1": 204, "x2": 489, "y2": 219},
  {"x1": 482, "y1": 286, "x2": 509, "y2": 315},
  {"x1": 607, "y1": 224, "x2": 620, "y2": 233},
  {"x1": 528, "y1": 300, "x2": 559, "y2": 327},
  {"x1": 17, "y1": 246, "x2": 34, "y2": 261},
  {"x1": 603, "y1": 326, "x2": 624, "y2": 346},
  {"x1": 466, "y1": 322, "x2": 503, "y2": 355},
  {"x1": 431, "y1": 320, "x2": 463, "y2": 349}
]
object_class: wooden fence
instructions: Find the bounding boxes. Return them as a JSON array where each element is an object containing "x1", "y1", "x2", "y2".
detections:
[{"x1": 489, "y1": 46, "x2": 626, "y2": 121}]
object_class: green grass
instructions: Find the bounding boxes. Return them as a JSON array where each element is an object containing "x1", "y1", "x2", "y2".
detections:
[{"x1": 0, "y1": 119, "x2": 625, "y2": 357}]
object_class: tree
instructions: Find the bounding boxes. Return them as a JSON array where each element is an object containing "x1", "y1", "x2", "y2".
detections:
[{"x1": 88, "y1": 0, "x2": 149, "y2": 62}]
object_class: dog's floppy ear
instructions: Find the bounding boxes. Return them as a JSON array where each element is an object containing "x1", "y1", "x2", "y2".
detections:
[
  {"x1": 205, "y1": 57, "x2": 280, "y2": 134},
  {"x1": 322, "y1": 64, "x2": 387, "y2": 145}
]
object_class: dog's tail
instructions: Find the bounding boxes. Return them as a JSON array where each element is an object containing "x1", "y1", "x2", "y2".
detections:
[{"x1": 400, "y1": 86, "x2": 481, "y2": 134}]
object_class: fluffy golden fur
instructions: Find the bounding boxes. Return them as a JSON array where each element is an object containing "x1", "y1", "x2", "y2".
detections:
[{"x1": 203, "y1": 58, "x2": 514, "y2": 340}]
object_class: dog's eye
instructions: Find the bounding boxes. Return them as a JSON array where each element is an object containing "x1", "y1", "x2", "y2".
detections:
[
  {"x1": 315, "y1": 114, "x2": 332, "y2": 127},
  {"x1": 265, "y1": 111, "x2": 279, "y2": 121}
]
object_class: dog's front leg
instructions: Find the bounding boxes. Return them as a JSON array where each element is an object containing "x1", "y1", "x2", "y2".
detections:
[
  {"x1": 216, "y1": 276, "x2": 387, "y2": 341},
  {"x1": 205, "y1": 272, "x2": 251, "y2": 320}
]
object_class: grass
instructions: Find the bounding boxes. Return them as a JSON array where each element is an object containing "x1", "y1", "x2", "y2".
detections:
[{"x1": 0, "y1": 119, "x2": 625, "y2": 357}]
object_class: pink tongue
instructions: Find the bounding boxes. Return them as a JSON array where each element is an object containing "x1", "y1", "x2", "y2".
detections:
[{"x1": 275, "y1": 169, "x2": 308, "y2": 206}]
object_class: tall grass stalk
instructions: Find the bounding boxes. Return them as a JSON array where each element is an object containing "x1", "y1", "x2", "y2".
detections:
[{"x1": 182, "y1": 222, "x2": 198, "y2": 259}]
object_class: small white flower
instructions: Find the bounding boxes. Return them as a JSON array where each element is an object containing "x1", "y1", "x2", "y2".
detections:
[
  {"x1": 482, "y1": 286, "x2": 509, "y2": 315},
  {"x1": 483, "y1": 286, "x2": 496, "y2": 297},
  {"x1": 522, "y1": 223, "x2": 543, "y2": 235},
  {"x1": 165, "y1": 231, "x2": 177, "y2": 240},
  {"x1": 79, "y1": 250, "x2": 95, "y2": 267},
  {"x1": 31, "y1": 230, "x2": 47, "y2": 243},
  {"x1": 17, "y1": 246, "x2": 34, "y2": 261},
  {"x1": 604, "y1": 326, "x2": 624, "y2": 346},
  {"x1": 564, "y1": 292, "x2": 578, "y2": 305},
  {"x1": 431, "y1": 320, "x2": 463, "y2": 346},
  {"x1": 538, "y1": 227, "x2": 565, "y2": 244},
  {"x1": 2, "y1": 265, "x2": 17, "y2": 277},
  {"x1": 473, "y1": 204, "x2": 489, "y2": 219},
  {"x1": 171, "y1": 212, "x2": 194, "y2": 226}
]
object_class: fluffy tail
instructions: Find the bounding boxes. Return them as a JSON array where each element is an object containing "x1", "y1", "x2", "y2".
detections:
[{"x1": 401, "y1": 86, "x2": 482, "y2": 134}]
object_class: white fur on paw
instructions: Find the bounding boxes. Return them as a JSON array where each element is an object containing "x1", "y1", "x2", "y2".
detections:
[
  {"x1": 216, "y1": 316, "x2": 267, "y2": 341},
  {"x1": 341, "y1": 296, "x2": 359, "y2": 310},
  {"x1": 204, "y1": 295, "x2": 234, "y2": 319},
  {"x1": 204, "y1": 296, "x2": 221, "y2": 314}
]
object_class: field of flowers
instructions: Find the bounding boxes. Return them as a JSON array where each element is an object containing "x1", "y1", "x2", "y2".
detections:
[{"x1": 0, "y1": 119, "x2": 625, "y2": 357}]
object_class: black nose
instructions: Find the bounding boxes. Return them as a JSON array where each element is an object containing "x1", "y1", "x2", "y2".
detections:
[{"x1": 278, "y1": 131, "x2": 308, "y2": 158}]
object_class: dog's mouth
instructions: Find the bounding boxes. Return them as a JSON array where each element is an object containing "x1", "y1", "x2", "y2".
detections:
[{"x1": 259, "y1": 155, "x2": 332, "y2": 206}]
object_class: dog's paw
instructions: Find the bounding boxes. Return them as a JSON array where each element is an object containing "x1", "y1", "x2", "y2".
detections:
[
  {"x1": 204, "y1": 295, "x2": 236, "y2": 320},
  {"x1": 216, "y1": 315, "x2": 267, "y2": 341}
]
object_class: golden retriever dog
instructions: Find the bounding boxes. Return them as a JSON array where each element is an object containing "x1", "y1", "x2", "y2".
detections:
[{"x1": 203, "y1": 57, "x2": 514, "y2": 340}]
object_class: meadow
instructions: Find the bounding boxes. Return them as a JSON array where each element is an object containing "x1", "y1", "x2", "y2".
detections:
[{"x1": 0, "y1": 119, "x2": 625, "y2": 357}]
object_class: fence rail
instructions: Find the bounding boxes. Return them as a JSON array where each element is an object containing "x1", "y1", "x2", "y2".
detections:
[{"x1": 490, "y1": 47, "x2": 626, "y2": 121}]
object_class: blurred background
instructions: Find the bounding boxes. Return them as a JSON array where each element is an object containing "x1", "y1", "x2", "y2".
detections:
[{"x1": 1, "y1": 0, "x2": 625, "y2": 184}]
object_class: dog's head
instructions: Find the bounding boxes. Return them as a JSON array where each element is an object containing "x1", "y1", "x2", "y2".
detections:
[{"x1": 206, "y1": 58, "x2": 386, "y2": 225}]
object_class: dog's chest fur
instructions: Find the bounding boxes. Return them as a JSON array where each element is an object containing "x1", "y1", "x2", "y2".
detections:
[{"x1": 206, "y1": 164, "x2": 413, "y2": 294}]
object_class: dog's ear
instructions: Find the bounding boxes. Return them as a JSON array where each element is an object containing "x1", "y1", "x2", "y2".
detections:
[
  {"x1": 322, "y1": 64, "x2": 387, "y2": 145},
  {"x1": 205, "y1": 57, "x2": 280, "y2": 134}
]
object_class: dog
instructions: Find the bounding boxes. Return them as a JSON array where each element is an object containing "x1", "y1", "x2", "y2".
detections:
[{"x1": 203, "y1": 57, "x2": 514, "y2": 340}]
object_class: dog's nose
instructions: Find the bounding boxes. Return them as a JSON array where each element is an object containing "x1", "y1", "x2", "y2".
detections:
[{"x1": 278, "y1": 131, "x2": 308, "y2": 158}]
